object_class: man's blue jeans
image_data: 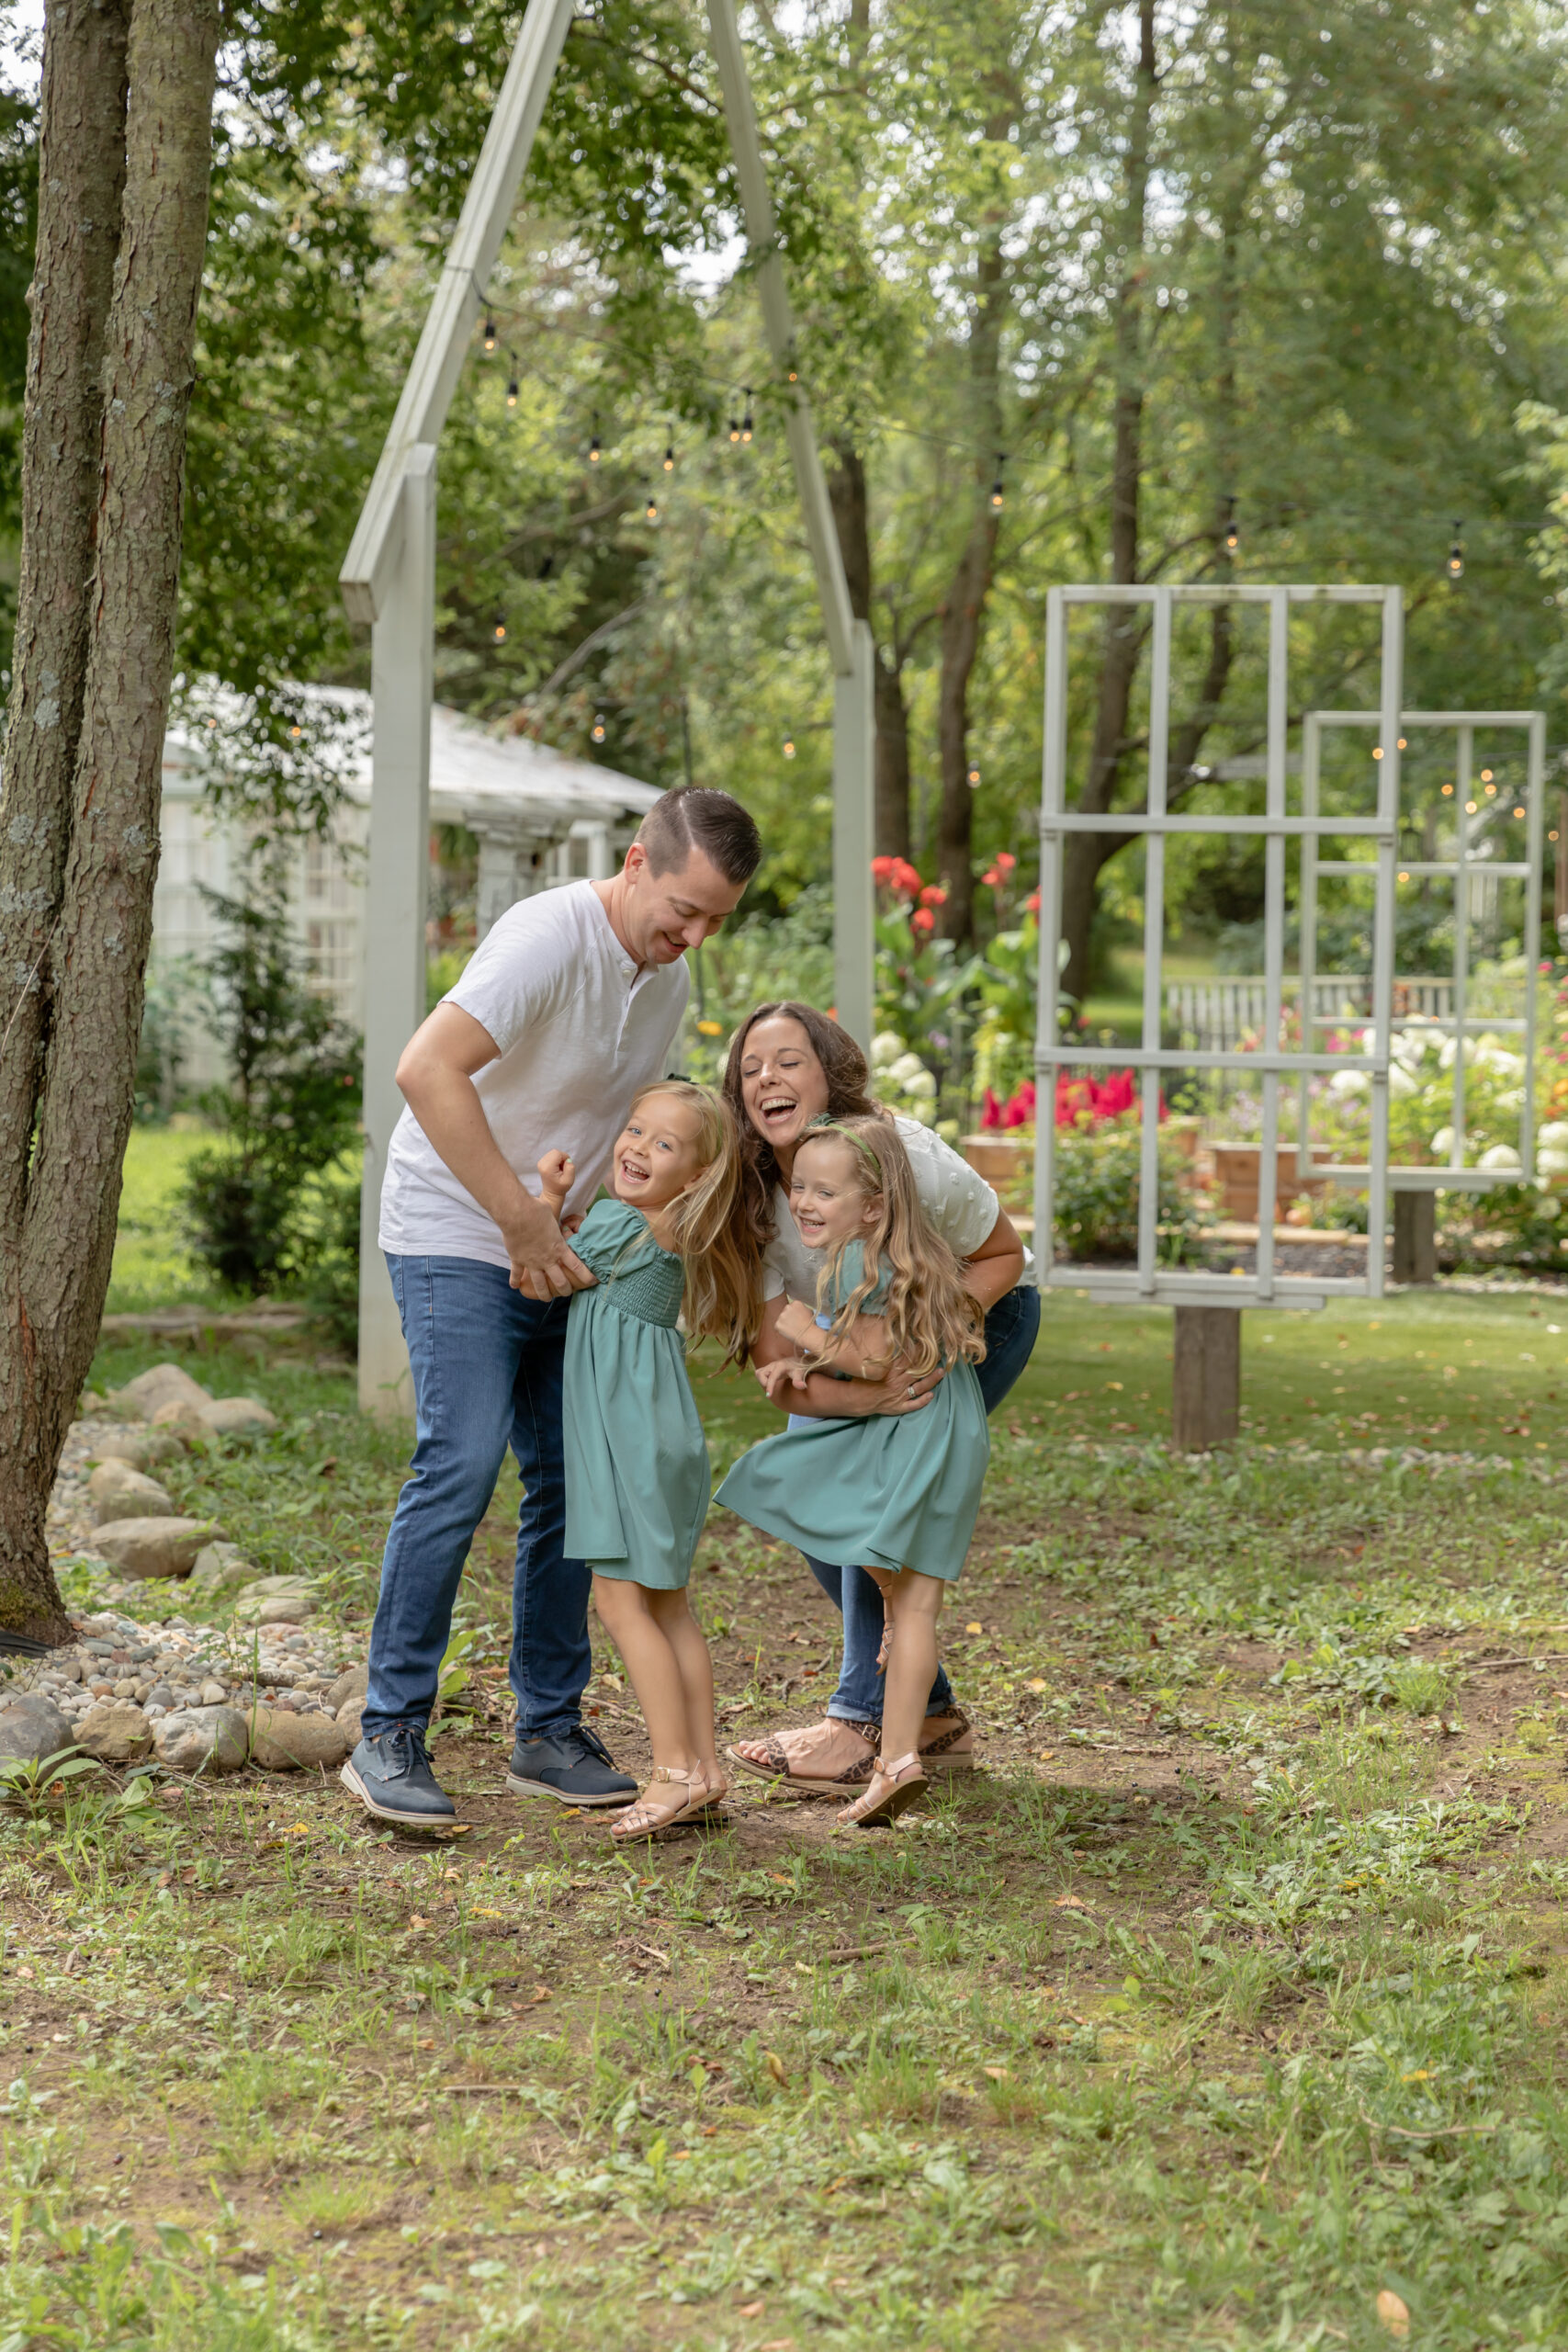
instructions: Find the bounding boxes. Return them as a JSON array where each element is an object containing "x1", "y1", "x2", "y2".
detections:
[
  {"x1": 806, "y1": 1280, "x2": 1042, "y2": 1724},
  {"x1": 362, "y1": 1256, "x2": 590, "y2": 1743}
]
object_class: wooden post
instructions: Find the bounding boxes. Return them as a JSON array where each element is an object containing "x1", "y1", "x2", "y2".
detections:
[
  {"x1": 1172, "y1": 1306, "x2": 1240, "y2": 1451},
  {"x1": 1392, "y1": 1189, "x2": 1437, "y2": 1286}
]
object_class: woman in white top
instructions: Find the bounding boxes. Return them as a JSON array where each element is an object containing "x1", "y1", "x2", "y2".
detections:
[{"x1": 720, "y1": 1001, "x2": 1040, "y2": 1796}]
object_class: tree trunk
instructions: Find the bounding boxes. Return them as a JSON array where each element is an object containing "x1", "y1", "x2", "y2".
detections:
[
  {"x1": 0, "y1": 0, "x2": 220, "y2": 1642},
  {"x1": 1060, "y1": 0, "x2": 1156, "y2": 1004},
  {"x1": 935, "y1": 210, "x2": 1009, "y2": 945},
  {"x1": 0, "y1": 0, "x2": 130, "y2": 1256},
  {"x1": 827, "y1": 437, "x2": 912, "y2": 859}
]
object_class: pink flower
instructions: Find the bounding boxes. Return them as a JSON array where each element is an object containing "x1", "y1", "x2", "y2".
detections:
[
  {"x1": 996, "y1": 851, "x2": 1017, "y2": 873},
  {"x1": 1025, "y1": 891, "x2": 1041, "y2": 914}
]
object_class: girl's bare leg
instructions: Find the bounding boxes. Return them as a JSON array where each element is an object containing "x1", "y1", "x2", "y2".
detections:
[
  {"x1": 878, "y1": 1570, "x2": 943, "y2": 1767},
  {"x1": 592, "y1": 1577, "x2": 699, "y2": 1773},
  {"x1": 646, "y1": 1587, "x2": 723, "y2": 1792}
]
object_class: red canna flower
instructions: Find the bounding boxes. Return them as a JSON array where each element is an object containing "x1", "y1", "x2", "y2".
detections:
[
  {"x1": 1025, "y1": 891, "x2": 1041, "y2": 914},
  {"x1": 996, "y1": 851, "x2": 1017, "y2": 873},
  {"x1": 911, "y1": 906, "x2": 936, "y2": 934},
  {"x1": 982, "y1": 867, "x2": 1000, "y2": 888},
  {"x1": 871, "y1": 855, "x2": 896, "y2": 885},
  {"x1": 891, "y1": 858, "x2": 923, "y2": 898},
  {"x1": 919, "y1": 883, "x2": 948, "y2": 907}
]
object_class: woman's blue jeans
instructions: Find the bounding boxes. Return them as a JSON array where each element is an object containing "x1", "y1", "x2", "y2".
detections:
[
  {"x1": 362, "y1": 1256, "x2": 591, "y2": 1743},
  {"x1": 806, "y1": 1281, "x2": 1041, "y2": 1724}
]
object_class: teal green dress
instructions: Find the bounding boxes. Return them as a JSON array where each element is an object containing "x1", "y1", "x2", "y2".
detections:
[
  {"x1": 562, "y1": 1197, "x2": 707, "y2": 1590},
  {"x1": 715, "y1": 1243, "x2": 989, "y2": 1582}
]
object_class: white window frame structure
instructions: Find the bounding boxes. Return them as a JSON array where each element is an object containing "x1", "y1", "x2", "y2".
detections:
[
  {"x1": 337, "y1": 0, "x2": 874, "y2": 1412},
  {"x1": 1032, "y1": 582, "x2": 1404, "y2": 1309},
  {"x1": 1299, "y1": 708, "x2": 1545, "y2": 1193}
]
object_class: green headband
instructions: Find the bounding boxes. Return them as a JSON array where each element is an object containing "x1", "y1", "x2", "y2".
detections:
[{"x1": 801, "y1": 1116, "x2": 884, "y2": 1173}]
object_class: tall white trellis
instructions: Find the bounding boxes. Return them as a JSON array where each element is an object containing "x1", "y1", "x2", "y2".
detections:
[
  {"x1": 338, "y1": 0, "x2": 875, "y2": 1414},
  {"x1": 1032, "y1": 582, "x2": 1404, "y2": 1312},
  {"x1": 1299, "y1": 708, "x2": 1546, "y2": 1196}
]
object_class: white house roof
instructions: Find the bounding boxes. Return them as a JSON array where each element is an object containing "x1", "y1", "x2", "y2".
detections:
[{"x1": 162, "y1": 682, "x2": 661, "y2": 829}]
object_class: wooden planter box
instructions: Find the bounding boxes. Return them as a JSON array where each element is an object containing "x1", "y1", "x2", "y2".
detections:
[
  {"x1": 961, "y1": 1133, "x2": 1032, "y2": 1204},
  {"x1": 1211, "y1": 1142, "x2": 1332, "y2": 1224}
]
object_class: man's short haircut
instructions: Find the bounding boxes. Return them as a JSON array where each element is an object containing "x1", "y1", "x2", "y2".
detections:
[{"x1": 637, "y1": 786, "x2": 761, "y2": 887}]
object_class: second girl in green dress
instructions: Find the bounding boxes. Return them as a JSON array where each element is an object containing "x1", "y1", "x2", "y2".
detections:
[{"x1": 716, "y1": 1115, "x2": 988, "y2": 1827}]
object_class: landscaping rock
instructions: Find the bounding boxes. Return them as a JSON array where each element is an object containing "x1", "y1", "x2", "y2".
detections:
[
  {"x1": 152, "y1": 1704, "x2": 248, "y2": 1776},
  {"x1": 230, "y1": 1577, "x2": 316, "y2": 1626},
  {"x1": 197, "y1": 1396, "x2": 277, "y2": 1438},
  {"x1": 92, "y1": 1517, "x2": 222, "y2": 1580},
  {"x1": 150, "y1": 1401, "x2": 210, "y2": 1442},
  {"x1": 188, "y1": 1542, "x2": 258, "y2": 1595},
  {"x1": 109, "y1": 1363, "x2": 211, "y2": 1421},
  {"x1": 87, "y1": 1463, "x2": 175, "y2": 1523},
  {"x1": 325, "y1": 1664, "x2": 368, "y2": 1714},
  {"x1": 248, "y1": 1706, "x2": 349, "y2": 1772},
  {"x1": 0, "y1": 1690, "x2": 74, "y2": 1773},
  {"x1": 86, "y1": 1427, "x2": 185, "y2": 1471},
  {"x1": 335, "y1": 1696, "x2": 365, "y2": 1746},
  {"x1": 74, "y1": 1700, "x2": 152, "y2": 1762},
  {"x1": 198, "y1": 1679, "x2": 228, "y2": 1708}
]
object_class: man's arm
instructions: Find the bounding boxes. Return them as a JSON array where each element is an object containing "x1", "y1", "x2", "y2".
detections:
[{"x1": 395, "y1": 1003, "x2": 593, "y2": 1301}]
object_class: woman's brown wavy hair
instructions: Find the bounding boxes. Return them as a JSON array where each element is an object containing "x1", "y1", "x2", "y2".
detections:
[{"x1": 721, "y1": 1001, "x2": 879, "y2": 1261}]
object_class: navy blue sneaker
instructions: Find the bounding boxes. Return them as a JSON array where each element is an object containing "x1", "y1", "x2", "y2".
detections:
[
  {"x1": 506, "y1": 1724, "x2": 636, "y2": 1807},
  {"x1": 341, "y1": 1727, "x2": 457, "y2": 1828}
]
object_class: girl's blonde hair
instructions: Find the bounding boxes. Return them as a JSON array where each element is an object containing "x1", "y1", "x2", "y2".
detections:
[
  {"x1": 795, "y1": 1114, "x2": 985, "y2": 1380},
  {"x1": 625, "y1": 1080, "x2": 756, "y2": 1362}
]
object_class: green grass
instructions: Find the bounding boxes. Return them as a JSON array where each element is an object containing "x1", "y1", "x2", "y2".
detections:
[
  {"x1": 5, "y1": 1180, "x2": 1568, "y2": 2346},
  {"x1": 107, "y1": 1126, "x2": 213, "y2": 1312}
]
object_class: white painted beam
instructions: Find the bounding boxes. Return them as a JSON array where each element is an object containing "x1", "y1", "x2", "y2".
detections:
[
  {"x1": 358, "y1": 449, "x2": 436, "y2": 1415},
  {"x1": 339, "y1": 0, "x2": 575, "y2": 626}
]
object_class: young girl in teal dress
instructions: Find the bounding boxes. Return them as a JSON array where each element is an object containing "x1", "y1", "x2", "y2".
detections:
[
  {"x1": 716, "y1": 1115, "x2": 988, "y2": 1827},
  {"x1": 537, "y1": 1081, "x2": 752, "y2": 1840}
]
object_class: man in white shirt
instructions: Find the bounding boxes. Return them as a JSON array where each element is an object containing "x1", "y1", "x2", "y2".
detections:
[{"x1": 342, "y1": 786, "x2": 761, "y2": 1828}]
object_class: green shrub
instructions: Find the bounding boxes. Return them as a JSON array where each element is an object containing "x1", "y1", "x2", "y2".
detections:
[
  {"x1": 1051, "y1": 1119, "x2": 1199, "y2": 1263},
  {"x1": 181, "y1": 880, "x2": 362, "y2": 1295}
]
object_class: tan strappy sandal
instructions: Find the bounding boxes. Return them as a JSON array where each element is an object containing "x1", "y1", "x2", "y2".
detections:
[
  {"x1": 609, "y1": 1765, "x2": 709, "y2": 1842},
  {"x1": 835, "y1": 1749, "x2": 928, "y2": 1830}
]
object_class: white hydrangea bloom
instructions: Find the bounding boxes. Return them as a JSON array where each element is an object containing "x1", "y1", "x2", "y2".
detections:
[
  {"x1": 870, "y1": 1032, "x2": 906, "y2": 1069},
  {"x1": 901, "y1": 1069, "x2": 937, "y2": 1099},
  {"x1": 1329, "y1": 1068, "x2": 1370, "y2": 1098},
  {"x1": 1430, "y1": 1126, "x2": 1455, "y2": 1157},
  {"x1": 887, "y1": 1051, "x2": 927, "y2": 1085},
  {"x1": 1478, "y1": 1143, "x2": 1522, "y2": 1171},
  {"x1": 1539, "y1": 1121, "x2": 1568, "y2": 1151}
]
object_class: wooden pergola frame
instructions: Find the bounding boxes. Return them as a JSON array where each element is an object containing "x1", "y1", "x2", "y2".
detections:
[{"x1": 339, "y1": 0, "x2": 874, "y2": 1413}]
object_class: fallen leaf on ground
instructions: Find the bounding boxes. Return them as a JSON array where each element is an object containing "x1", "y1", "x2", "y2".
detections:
[
  {"x1": 1376, "y1": 2288, "x2": 1410, "y2": 2338},
  {"x1": 408, "y1": 1915, "x2": 429, "y2": 1931},
  {"x1": 526, "y1": 1984, "x2": 551, "y2": 2005},
  {"x1": 1053, "y1": 1894, "x2": 1091, "y2": 1911},
  {"x1": 984, "y1": 2065, "x2": 1008, "y2": 2080},
  {"x1": 1025, "y1": 1678, "x2": 1048, "y2": 1692},
  {"x1": 737, "y1": 2301, "x2": 764, "y2": 2318},
  {"x1": 763, "y1": 2049, "x2": 788, "y2": 2086},
  {"x1": 964, "y1": 1621, "x2": 984, "y2": 1634}
]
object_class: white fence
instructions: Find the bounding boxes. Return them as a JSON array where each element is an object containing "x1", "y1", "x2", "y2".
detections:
[{"x1": 1163, "y1": 975, "x2": 1455, "y2": 1053}]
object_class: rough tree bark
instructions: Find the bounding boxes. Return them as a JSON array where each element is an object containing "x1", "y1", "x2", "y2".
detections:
[
  {"x1": 0, "y1": 0, "x2": 220, "y2": 1643},
  {"x1": 827, "y1": 441, "x2": 914, "y2": 859},
  {"x1": 1059, "y1": 0, "x2": 1157, "y2": 1005}
]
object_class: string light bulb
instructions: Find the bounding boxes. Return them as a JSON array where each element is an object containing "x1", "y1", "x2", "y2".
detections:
[
  {"x1": 506, "y1": 373, "x2": 519, "y2": 409},
  {"x1": 967, "y1": 760, "x2": 982, "y2": 788},
  {"x1": 491, "y1": 617, "x2": 507, "y2": 644},
  {"x1": 1371, "y1": 746, "x2": 1384, "y2": 761},
  {"x1": 989, "y1": 453, "x2": 1007, "y2": 511},
  {"x1": 1441, "y1": 782, "x2": 1454, "y2": 796},
  {"x1": 728, "y1": 406, "x2": 740, "y2": 445},
  {"x1": 1513, "y1": 805, "x2": 1526, "y2": 819},
  {"x1": 662, "y1": 440, "x2": 675, "y2": 472},
  {"x1": 1396, "y1": 736, "x2": 1407, "y2": 751},
  {"x1": 588, "y1": 415, "x2": 602, "y2": 464},
  {"x1": 1447, "y1": 519, "x2": 1464, "y2": 579},
  {"x1": 1224, "y1": 494, "x2": 1239, "y2": 554},
  {"x1": 1466, "y1": 799, "x2": 1478, "y2": 813},
  {"x1": 644, "y1": 488, "x2": 659, "y2": 523},
  {"x1": 782, "y1": 730, "x2": 795, "y2": 759},
  {"x1": 740, "y1": 390, "x2": 754, "y2": 443},
  {"x1": 482, "y1": 317, "x2": 497, "y2": 354},
  {"x1": 1481, "y1": 768, "x2": 1494, "y2": 782},
  {"x1": 591, "y1": 713, "x2": 606, "y2": 744}
]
